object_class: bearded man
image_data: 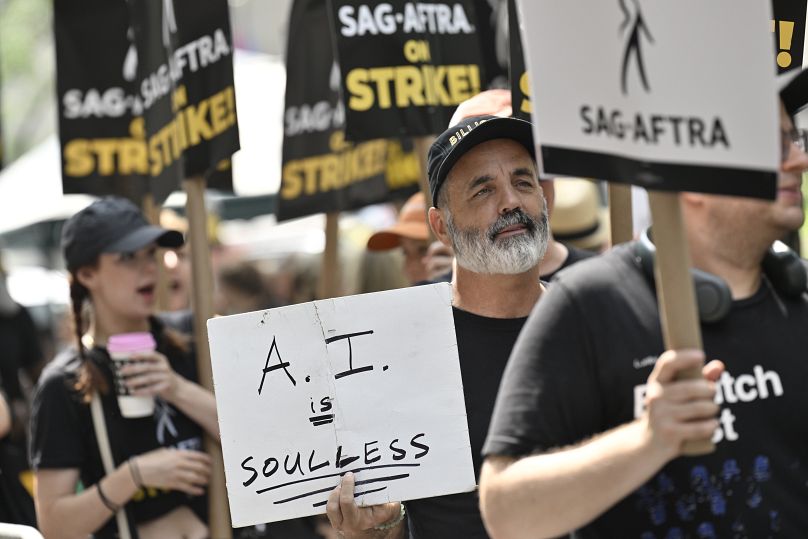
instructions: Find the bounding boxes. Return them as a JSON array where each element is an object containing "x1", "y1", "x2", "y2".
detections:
[{"x1": 325, "y1": 116, "x2": 549, "y2": 539}]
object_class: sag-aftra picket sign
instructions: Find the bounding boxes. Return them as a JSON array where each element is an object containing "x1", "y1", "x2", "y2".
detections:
[{"x1": 516, "y1": 0, "x2": 779, "y2": 199}]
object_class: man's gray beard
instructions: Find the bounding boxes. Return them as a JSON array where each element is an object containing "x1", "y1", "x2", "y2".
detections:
[{"x1": 446, "y1": 201, "x2": 549, "y2": 275}]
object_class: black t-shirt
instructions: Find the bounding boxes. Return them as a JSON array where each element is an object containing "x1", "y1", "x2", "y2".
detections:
[
  {"x1": 484, "y1": 244, "x2": 808, "y2": 538},
  {"x1": 29, "y1": 318, "x2": 206, "y2": 539},
  {"x1": 406, "y1": 307, "x2": 526, "y2": 539}
]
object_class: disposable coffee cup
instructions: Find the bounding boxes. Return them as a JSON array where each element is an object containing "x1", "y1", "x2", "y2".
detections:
[{"x1": 108, "y1": 332, "x2": 157, "y2": 418}]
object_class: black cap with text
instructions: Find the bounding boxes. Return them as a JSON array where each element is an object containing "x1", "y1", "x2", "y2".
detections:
[{"x1": 427, "y1": 115, "x2": 536, "y2": 207}]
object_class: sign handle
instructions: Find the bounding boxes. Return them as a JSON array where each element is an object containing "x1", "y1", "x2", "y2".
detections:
[
  {"x1": 608, "y1": 183, "x2": 634, "y2": 245},
  {"x1": 183, "y1": 176, "x2": 233, "y2": 538},
  {"x1": 647, "y1": 190, "x2": 713, "y2": 456},
  {"x1": 319, "y1": 212, "x2": 341, "y2": 299}
]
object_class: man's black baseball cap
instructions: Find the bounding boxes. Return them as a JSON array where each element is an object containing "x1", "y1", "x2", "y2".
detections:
[
  {"x1": 427, "y1": 115, "x2": 536, "y2": 207},
  {"x1": 62, "y1": 196, "x2": 184, "y2": 272}
]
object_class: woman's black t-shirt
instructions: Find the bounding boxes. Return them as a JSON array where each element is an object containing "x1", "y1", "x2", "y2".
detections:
[{"x1": 29, "y1": 318, "x2": 206, "y2": 538}]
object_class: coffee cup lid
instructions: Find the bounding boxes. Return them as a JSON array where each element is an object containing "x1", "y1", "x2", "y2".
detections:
[{"x1": 108, "y1": 332, "x2": 156, "y2": 354}]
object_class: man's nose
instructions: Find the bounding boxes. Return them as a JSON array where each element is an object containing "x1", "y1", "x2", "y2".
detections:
[
  {"x1": 498, "y1": 183, "x2": 522, "y2": 214},
  {"x1": 783, "y1": 141, "x2": 808, "y2": 174}
]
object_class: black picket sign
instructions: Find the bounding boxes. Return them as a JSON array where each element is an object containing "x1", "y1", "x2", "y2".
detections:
[
  {"x1": 330, "y1": 0, "x2": 487, "y2": 141},
  {"x1": 54, "y1": 0, "x2": 238, "y2": 204},
  {"x1": 772, "y1": 0, "x2": 807, "y2": 74},
  {"x1": 279, "y1": 0, "x2": 420, "y2": 222},
  {"x1": 507, "y1": 0, "x2": 529, "y2": 122}
]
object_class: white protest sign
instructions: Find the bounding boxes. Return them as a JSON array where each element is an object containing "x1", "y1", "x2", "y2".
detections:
[
  {"x1": 516, "y1": 0, "x2": 779, "y2": 199},
  {"x1": 207, "y1": 283, "x2": 475, "y2": 526}
]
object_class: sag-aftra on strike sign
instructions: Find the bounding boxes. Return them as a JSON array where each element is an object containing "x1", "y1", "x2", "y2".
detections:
[
  {"x1": 516, "y1": 0, "x2": 779, "y2": 199},
  {"x1": 331, "y1": 1, "x2": 487, "y2": 141}
]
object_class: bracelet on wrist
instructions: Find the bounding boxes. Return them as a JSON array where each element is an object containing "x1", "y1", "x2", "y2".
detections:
[
  {"x1": 128, "y1": 457, "x2": 144, "y2": 489},
  {"x1": 96, "y1": 480, "x2": 120, "y2": 513},
  {"x1": 373, "y1": 503, "x2": 405, "y2": 531}
]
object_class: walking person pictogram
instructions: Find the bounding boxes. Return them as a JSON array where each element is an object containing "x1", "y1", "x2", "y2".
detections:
[{"x1": 619, "y1": 0, "x2": 654, "y2": 95}]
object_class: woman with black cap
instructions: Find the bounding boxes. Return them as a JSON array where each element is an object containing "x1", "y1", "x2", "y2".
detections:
[{"x1": 29, "y1": 197, "x2": 218, "y2": 539}]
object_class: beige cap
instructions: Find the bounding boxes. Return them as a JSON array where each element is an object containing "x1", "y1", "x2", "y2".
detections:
[{"x1": 550, "y1": 179, "x2": 609, "y2": 250}]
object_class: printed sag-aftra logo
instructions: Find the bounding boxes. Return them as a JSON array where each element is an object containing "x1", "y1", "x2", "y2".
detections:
[{"x1": 619, "y1": 0, "x2": 654, "y2": 95}]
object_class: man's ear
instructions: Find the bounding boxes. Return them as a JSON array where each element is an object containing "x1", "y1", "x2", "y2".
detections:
[
  {"x1": 680, "y1": 191, "x2": 706, "y2": 209},
  {"x1": 75, "y1": 266, "x2": 98, "y2": 291},
  {"x1": 428, "y1": 207, "x2": 452, "y2": 247}
]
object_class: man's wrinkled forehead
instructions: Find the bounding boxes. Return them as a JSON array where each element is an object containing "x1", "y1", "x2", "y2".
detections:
[{"x1": 446, "y1": 139, "x2": 538, "y2": 185}]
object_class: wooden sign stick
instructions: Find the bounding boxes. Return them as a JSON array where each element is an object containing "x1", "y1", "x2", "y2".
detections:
[
  {"x1": 183, "y1": 176, "x2": 233, "y2": 538},
  {"x1": 318, "y1": 212, "x2": 341, "y2": 299},
  {"x1": 647, "y1": 190, "x2": 713, "y2": 456},
  {"x1": 608, "y1": 183, "x2": 634, "y2": 246}
]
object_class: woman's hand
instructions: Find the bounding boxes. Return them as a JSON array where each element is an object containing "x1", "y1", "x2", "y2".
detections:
[
  {"x1": 121, "y1": 351, "x2": 181, "y2": 401},
  {"x1": 133, "y1": 448, "x2": 212, "y2": 496}
]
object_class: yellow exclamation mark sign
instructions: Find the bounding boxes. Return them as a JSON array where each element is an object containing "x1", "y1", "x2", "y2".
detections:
[{"x1": 772, "y1": 19, "x2": 795, "y2": 69}]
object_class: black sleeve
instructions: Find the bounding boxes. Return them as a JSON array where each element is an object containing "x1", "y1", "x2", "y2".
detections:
[
  {"x1": 483, "y1": 281, "x2": 605, "y2": 457},
  {"x1": 29, "y1": 370, "x2": 85, "y2": 470}
]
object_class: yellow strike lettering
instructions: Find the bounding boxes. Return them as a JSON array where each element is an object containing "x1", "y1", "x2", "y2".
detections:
[
  {"x1": 368, "y1": 68, "x2": 395, "y2": 109},
  {"x1": 421, "y1": 65, "x2": 438, "y2": 105},
  {"x1": 224, "y1": 86, "x2": 237, "y2": 128},
  {"x1": 63, "y1": 140, "x2": 94, "y2": 177},
  {"x1": 92, "y1": 140, "x2": 118, "y2": 176},
  {"x1": 347, "y1": 69, "x2": 375, "y2": 111},
  {"x1": 153, "y1": 125, "x2": 173, "y2": 168},
  {"x1": 430, "y1": 66, "x2": 452, "y2": 105},
  {"x1": 209, "y1": 91, "x2": 229, "y2": 134},
  {"x1": 281, "y1": 162, "x2": 304, "y2": 199},
  {"x1": 386, "y1": 141, "x2": 420, "y2": 189},
  {"x1": 302, "y1": 157, "x2": 321, "y2": 196},
  {"x1": 395, "y1": 65, "x2": 425, "y2": 107},
  {"x1": 185, "y1": 100, "x2": 213, "y2": 145},
  {"x1": 446, "y1": 65, "x2": 471, "y2": 104},
  {"x1": 177, "y1": 110, "x2": 189, "y2": 152},
  {"x1": 320, "y1": 154, "x2": 341, "y2": 192},
  {"x1": 149, "y1": 135, "x2": 164, "y2": 177},
  {"x1": 519, "y1": 72, "x2": 532, "y2": 114},
  {"x1": 119, "y1": 140, "x2": 148, "y2": 175}
]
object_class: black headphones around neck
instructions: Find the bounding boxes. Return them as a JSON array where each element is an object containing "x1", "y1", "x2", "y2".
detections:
[{"x1": 634, "y1": 228, "x2": 808, "y2": 323}]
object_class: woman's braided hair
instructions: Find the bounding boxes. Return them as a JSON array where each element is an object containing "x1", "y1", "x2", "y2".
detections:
[{"x1": 69, "y1": 272, "x2": 109, "y2": 402}]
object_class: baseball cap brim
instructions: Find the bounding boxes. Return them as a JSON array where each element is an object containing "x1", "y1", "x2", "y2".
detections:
[
  {"x1": 367, "y1": 222, "x2": 430, "y2": 251},
  {"x1": 104, "y1": 225, "x2": 184, "y2": 254},
  {"x1": 432, "y1": 117, "x2": 536, "y2": 207}
]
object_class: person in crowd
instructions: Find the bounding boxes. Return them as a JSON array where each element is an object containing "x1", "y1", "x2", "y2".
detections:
[
  {"x1": 325, "y1": 114, "x2": 549, "y2": 539},
  {"x1": 30, "y1": 197, "x2": 218, "y2": 539},
  {"x1": 366, "y1": 192, "x2": 432, "y2": 286},
  {"x1": 0, "y1": 255, "x2": 43, "y2": 525},
  {"x1": 549, "y1": 178, "x2": 610, "y2": 253},
  {"x1": 215, "y1": 260, "x2": 276, "y2": 315},
  {"x1": 478, "y1": 74, "x2": 808, "y2": 538},
  {"x1": 0, "y1": 257, "x2": 45, "y2": 443},
  {"x1": 430, "y1": 90, "x2": 596, "y2": 284}
]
